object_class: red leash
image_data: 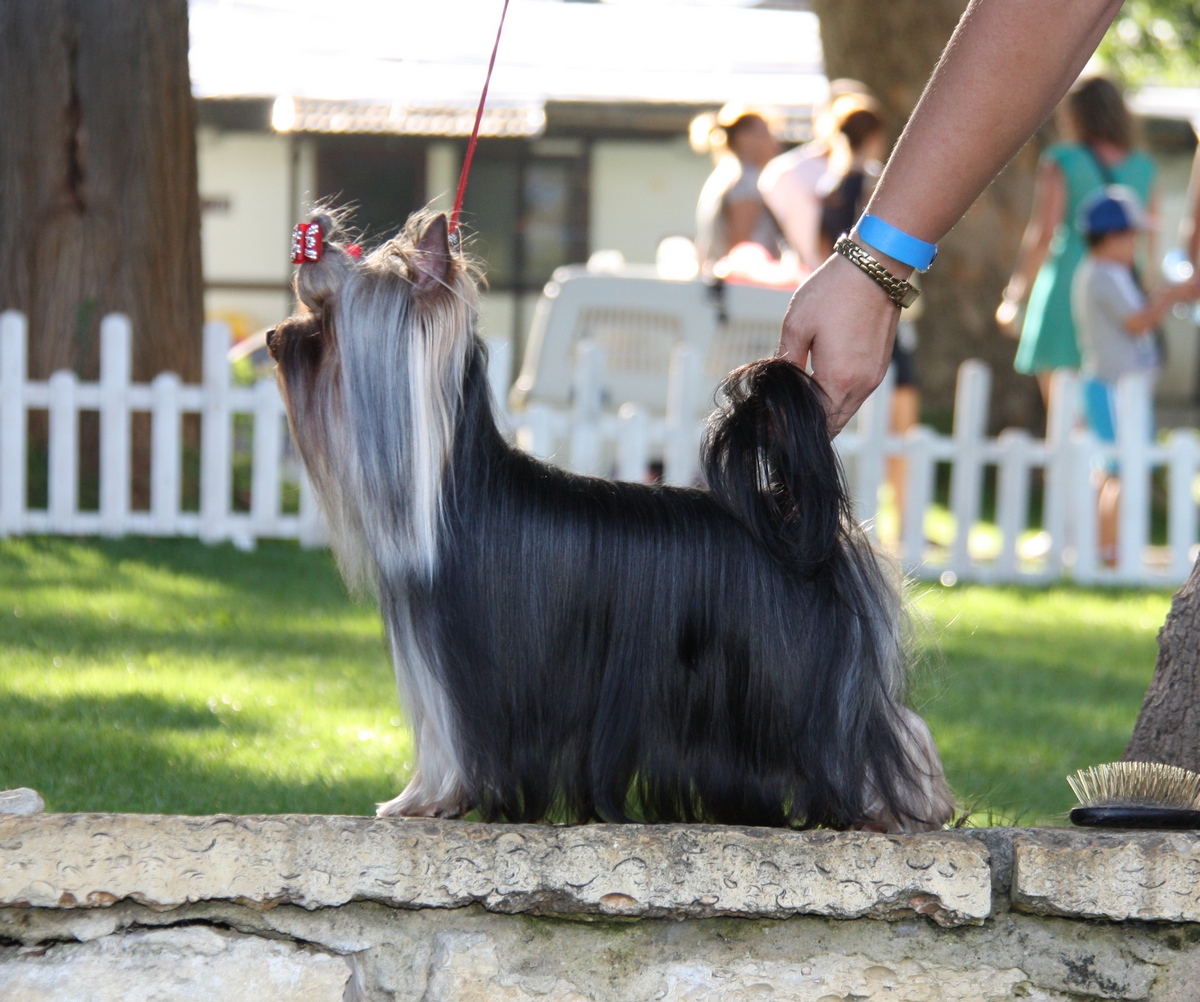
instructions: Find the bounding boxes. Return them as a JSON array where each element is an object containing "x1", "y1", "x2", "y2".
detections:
[{"x1": 449, "y1": 0, "x2": 511, "y2": 238}]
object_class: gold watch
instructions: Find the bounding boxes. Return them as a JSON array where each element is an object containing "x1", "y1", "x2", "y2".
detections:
[{"x1": 834, "y1": 235, "x2": 921, "y2": 309}]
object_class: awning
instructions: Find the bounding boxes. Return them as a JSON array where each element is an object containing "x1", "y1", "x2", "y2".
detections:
[
  {"x1": 189, "y1": 0, "x2": 827, "y2": 125},
  {"x1": 272, "y1": 97, "x2": 547, "y2": 137}
]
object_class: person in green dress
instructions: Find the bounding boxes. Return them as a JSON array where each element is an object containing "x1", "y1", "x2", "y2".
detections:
[{"x1": 996, "y1": 76, "x2": 1157, "y2": 407}]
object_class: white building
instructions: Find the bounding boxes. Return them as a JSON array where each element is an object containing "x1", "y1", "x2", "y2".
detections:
[
  {"x1": 189, "y1": 0, "x2": 1200, "y2": 405},
  {"x1": 190, "y1": 0, "x2": 825, "y2": 358}
]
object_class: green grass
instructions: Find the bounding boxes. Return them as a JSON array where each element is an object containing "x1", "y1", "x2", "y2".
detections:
[
  {"x1": 0, "y1": 537, "x2": 1170, "y2": 824},
  {"x1": 0, "y1": 537, "x2": 409, "y2": 816},
  {"x1": 909, "y1": 582, "x2": 1167, "y2": 825}
]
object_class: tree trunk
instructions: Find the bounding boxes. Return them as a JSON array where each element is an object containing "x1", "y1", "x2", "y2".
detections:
[
  {"x1": 812, "y1": 0, "x2": 1044, "y2": 431},
  {"x1": 0, "y1": 0, "x2": 202, "y2": 384},
  {"x1": 1123, "y1": 559, "x2": 1200, "y2": 769}
]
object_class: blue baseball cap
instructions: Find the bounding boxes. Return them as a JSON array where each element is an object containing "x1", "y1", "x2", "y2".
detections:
[{"x1": 1078, "y1": 185, "x2": 1147, "y2": 237}]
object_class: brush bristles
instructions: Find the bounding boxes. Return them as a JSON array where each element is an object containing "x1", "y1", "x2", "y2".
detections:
[{"x1": 1068, "y1": 761, "x2": 1200, "y2": 810}]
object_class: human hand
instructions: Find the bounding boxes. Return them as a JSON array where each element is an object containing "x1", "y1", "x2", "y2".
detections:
[
  {"x1": 1173, "y1": 277, "x2": 1200, "y2": 304},
  {"x1": 778, "y1": 253, "x2": 899, "y2": 437},
  {"x1": 995, "y1": 298, "x2": 1021, "y2": 338},
  {"x1": 1154, "y1": 280, "x2": 1200, "y2": 317},
  {"x1": 995, "y1": 283, "x2": 1024, "y2": 338}
]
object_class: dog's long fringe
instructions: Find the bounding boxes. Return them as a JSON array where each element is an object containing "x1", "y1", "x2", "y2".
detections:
[{"x1": 276, "y1": 208, "x2": 954, "y2": 831}]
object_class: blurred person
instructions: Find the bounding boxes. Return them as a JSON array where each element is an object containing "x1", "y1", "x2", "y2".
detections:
[
  {"x1": 693, "y1": 104, "x2": 783, "y2": 270},
  {"x1": 1177, "y1": 143, "x2": 1200, "y2": 270},
  {"x1": 759, "y1": 82, "x2": 875, "y2": 271},
  {"x1": 778, "y1": 0, "x2": 1127, "y2": 436},
  {"x1": 812, "y1": 102, "x2": 920, "y2": 536},
  {"x1": 996, "y1": 76, "x2": 1157, "y2": 408},
  {"x1": 1072, "y1": 187, "x2": 1198, "y2": 563},
  {"x1": 1156, "y1": 141, "x2": 1200, "y2": 299},
  {"x1": 816, "y1": 103, "x2": 888, "y2": 260}
]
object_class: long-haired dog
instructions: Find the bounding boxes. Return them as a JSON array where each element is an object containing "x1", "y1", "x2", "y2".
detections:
[{"x1": 268, "y1": 208, "x2": 955, "y2": 832}]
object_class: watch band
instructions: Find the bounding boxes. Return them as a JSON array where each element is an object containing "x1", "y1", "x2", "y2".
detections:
[
  {"x1": 857, "y1": 214, "x2": 938, "y2": 272},
  {"x1": 834, "y1": 235, "x2": 921, "y2": 309}
]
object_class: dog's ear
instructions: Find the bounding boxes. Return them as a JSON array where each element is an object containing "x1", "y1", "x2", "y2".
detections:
[{"x1": 411, "y1": 214, "x2": 453, "y2": 297}]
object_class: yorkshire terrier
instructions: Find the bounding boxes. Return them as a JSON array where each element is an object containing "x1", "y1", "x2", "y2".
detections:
[{"x1": 267, "y1": 208, "x2": 955, "y2": 832}]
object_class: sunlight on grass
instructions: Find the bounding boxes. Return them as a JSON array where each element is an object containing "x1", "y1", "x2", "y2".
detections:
[
  {"x1": 909, "y1": 581, "x2": 1168, "y2": 825},
  {"x1": 0, "y1": 536, "x2": 1174, "y2": 825},
  {"x1": 874, "y1": 494, "x2": 1040, "y2": 566},
  {"x1": 0, "y1": 537, "x2": 411, "y2": 815}
]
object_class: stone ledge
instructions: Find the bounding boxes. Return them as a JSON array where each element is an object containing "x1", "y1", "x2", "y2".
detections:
[
  {"x1": 11, "y1": 820, "x2": 1200, "y2": 1001},
  {"x1": 0, "y1": 925, "x2": 354, "y2": 1001},
  {"x1": 0, "y1": 814, "x2": 992, "y2": 928},
  {"x1": 1011, "y1": 828, "x2": 1200, "y2": 923}
]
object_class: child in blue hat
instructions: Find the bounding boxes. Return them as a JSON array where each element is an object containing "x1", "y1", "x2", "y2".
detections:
[{"x1": 1072, "y1": 185, "x2": 1199, "y2": 562}]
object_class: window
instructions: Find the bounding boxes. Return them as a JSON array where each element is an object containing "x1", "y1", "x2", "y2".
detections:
[
  {"x1": 314, "y1": 136, "x2": 589, "y2": 292},
  {"x1": 461, "y1": 142, "x2": 589, "y2": 292},
  {"x1": 316, "y1": 136, "x2": 425, "y2": 242}
]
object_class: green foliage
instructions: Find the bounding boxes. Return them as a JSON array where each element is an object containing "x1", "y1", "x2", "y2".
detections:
[
  {"x1": 1097, "y1": 1, "x2": 1200, "y2": 86},
  {"x1": 0, "y1": 537, "x2": 1168, "y2": 824}
]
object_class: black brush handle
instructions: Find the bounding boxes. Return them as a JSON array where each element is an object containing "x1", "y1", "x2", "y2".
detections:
[{"x1": 1070, "y1": 806, "x2": 1200, "y2": 829}]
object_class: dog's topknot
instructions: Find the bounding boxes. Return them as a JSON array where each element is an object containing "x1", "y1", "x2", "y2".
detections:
[
  {"x1": 294, "y1": 205, "x2": 481, "y2": 317},
  {"x1": 294, "y1": 206, "x2": 360, "y2": 314}
]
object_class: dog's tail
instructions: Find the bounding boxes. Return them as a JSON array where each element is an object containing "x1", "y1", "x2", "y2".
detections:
[
  {"x1": 702, "y1": 359, "x2": 848, "y2": 577},
  {"x1": 703, "y1": 359, "x2": 952, "y2": 831}
]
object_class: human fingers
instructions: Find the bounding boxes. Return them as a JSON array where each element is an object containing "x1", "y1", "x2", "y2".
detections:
[
  {"x1": 778, "y1": 276, "x2": 818, "y2": 372},
  {"x1": 811, "y1": 327, "x2": 895, "y2": 437},
  {"x1": 778, "y1": 256, "x2": 899, "y2": 436},
  {"x1": 995, "y1": 299, "x2": 1021, "y2": 338}
]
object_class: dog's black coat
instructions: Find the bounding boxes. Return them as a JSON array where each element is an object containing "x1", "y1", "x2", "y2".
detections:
[
  {"x1": 272, "y1": 210, "x2": 949, "y2": 831},
  {"x1": 416, "y1": 348, "x2": 911, "y2": 828}
]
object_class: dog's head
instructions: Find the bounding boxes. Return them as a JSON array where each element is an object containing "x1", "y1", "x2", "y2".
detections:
[
  {"x1": 269, "y1": 208, "x2": 480, "y2": 586},
  {"x1": 268, "y1": 208, "x2": 473, "y2": 412}
]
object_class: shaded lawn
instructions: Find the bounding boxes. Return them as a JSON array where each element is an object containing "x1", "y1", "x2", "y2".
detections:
[{"x1": 0, "y1": 537, "x2": 1169, "y2": 823}]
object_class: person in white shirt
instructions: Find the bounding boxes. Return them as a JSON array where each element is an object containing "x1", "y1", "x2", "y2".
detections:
[{"x1": 758, "y1": 84, "x2": 876, "y2": 272}]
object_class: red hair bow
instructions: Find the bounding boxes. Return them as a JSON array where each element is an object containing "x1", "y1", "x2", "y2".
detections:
[{"x1": 291, "y1": 223, "x2": 323, "y2": 264}]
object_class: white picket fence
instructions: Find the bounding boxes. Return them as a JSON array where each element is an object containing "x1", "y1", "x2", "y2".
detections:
[
  {"x1": 515, "y1": 340, "x2": 1200, "y2": 589},
  {"x1": 2, "y1": 308, "x2": 1197, "y2": 586},
  {"x1": 0, "y1": 311, "x2": 322, "y2": 551},
  {"x1": 0, "y1": 310, "x2": 514, "y2": 553}
]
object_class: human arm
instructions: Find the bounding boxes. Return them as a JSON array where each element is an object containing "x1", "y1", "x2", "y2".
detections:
[
  {"x1": 1122, "y1": 280, "x2": 1199, "y2": 336},
  {"x1": 1142, "y1": 187, "x2": 1161, "y2": 293},
  {"x1": 996, "y1": 160, "x2": 1065, "y2": 336},
  {"x1": 779, "y1": 0, "x2": 1124, "y2": 435}
]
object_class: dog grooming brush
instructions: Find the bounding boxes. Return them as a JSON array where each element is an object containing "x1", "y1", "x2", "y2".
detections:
[{"x1": 1068, "y1": 762, "x2": 1200, "y2": 829}]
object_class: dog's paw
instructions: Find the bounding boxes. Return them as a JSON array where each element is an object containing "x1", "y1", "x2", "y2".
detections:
[
  {"x1": 861, "y1": 707, "x2": 957, "y2": 833},
  {"x1": 376, "y1": 777, "x2": 471, "y2": 819},
  {"x1": 375, "y1": 796, "x2": 469, "y2": 819}
]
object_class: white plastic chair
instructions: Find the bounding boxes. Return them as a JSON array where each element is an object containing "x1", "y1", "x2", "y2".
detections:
[{"x1": 511, "y1": 269, "x2": 793, "y2": 424}]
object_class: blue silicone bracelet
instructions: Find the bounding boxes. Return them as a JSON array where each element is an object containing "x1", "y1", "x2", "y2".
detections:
[{"x1": 856, "y1": 214, "x2": 938, "y2": 272}]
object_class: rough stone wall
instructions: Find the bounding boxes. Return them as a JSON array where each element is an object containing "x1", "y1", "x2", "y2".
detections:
[{"x1": 2, "y1": 816, "x2": 1200, "y2": 1001}]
